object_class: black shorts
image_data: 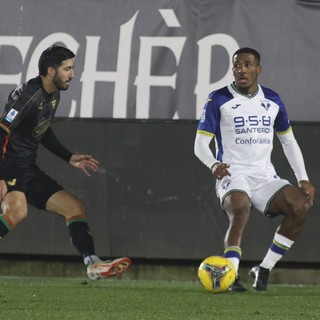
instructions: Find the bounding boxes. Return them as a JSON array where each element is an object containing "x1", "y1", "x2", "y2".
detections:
[{"x1": 6, "y1": 169, "x2": 63, "y2": 210}]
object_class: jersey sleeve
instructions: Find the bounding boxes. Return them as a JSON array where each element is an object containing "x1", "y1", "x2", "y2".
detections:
[
  {"x1": 41, "y1": 127, "x2": 73, "y2": 162},
  {"x1": 273, "y1": 96, "x2": 291, "y2": 133},
  {"x1": 196, "y1": 94, "x2": 221, "y2": 137},
  {"x1": 277, "y1": 130, "x2": 309, "y2": 182},
  {"x1": 0, "y1": 125, "x2": 8, "y2": 179},
  {"x1": 261, "y1": 86, "x2": 291, "y2": 133},
  {"x1": 0, "y1": 84, "x2": 33, "y2": 130},
  {"x1": 269, "y1": 91, "x2": 308, "y2": 182},
  {"x1": 194, "y1": 92, "x2": 223, "y2": 169},
  {"x1": 194, "y1": 133, "x2": 218, "y2": 170},
  {"x1": 0, "y1": 84, "x2": 33, "y2": 179}
]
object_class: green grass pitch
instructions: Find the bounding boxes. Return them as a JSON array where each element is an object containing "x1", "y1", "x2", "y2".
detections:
[{"x1": 0, "y1": 277, "x2": 319, "y2": 319}]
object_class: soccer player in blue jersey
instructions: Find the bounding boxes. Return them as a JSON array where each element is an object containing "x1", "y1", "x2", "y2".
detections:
[
  {"x1": 194, "y1": 47, "x2": 315, "y2": 291},
  {"x1": 0, "y1": 45, "x2": 131, "y2": 280}
]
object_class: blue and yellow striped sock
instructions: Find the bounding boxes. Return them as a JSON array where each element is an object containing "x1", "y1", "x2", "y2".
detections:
[
  {"x1": 260, "y1": 232, "x2": 294, "y2": 270},
  {"x1": 224, "y1": 246, "x2": 242, "y2": 274}
]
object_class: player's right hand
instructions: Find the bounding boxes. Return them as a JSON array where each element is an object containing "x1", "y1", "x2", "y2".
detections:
[
  {"x1": 211, "y1": 162, "x2": 231, "y2": 180},
  {"x1": 69, "y1": 154, "x2": 100, "y2": 177}
]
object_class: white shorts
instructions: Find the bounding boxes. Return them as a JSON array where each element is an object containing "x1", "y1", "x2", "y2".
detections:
[{"x1": 216, "y1": 174, "x2": 291, "y2": 215}]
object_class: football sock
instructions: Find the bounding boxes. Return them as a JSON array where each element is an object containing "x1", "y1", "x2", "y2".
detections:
[
  {"x1": 83, "y1": 255, "x2": 102, "y2": 267},
  {"x1": 260, "y1": 232, "x2": 294, "y2": 271},
  {"x1": 223, "y1": 246, "x2": 242, "y2": 275},
  {"x1": 66, "y1": 214, "x2": 96, "y2": 261},
  {"x1": 0, "y1": 213, "x2": 16, "y2": 239}
]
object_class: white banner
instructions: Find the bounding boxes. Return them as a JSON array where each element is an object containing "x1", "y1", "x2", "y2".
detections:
[{"x1": 0, "y1": 0, "x2": 319, "y2": 121}]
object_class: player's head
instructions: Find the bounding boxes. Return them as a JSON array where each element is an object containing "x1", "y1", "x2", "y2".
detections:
[
  {"x1": 232, "y1": 47, "x2": 262, "y2": 94},
  {"x1": 38, "y1": 45, "x2": 75, "y2": 76},
  {"x1": 233, "y1": 47, "x2": 261, "y2": 65}
]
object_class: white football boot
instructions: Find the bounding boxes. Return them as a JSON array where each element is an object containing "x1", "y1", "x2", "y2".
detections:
[{"x1": 87, "y1": 257, "x2": 132, "y2": 280}]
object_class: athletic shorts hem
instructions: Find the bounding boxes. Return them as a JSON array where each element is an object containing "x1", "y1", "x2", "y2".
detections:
[
  {"x1": 221, "y1": 189, "x2": 249, "y2": 207},
  {"x1": 263, "y1": 184, "x2": 292, "y2": 217}
]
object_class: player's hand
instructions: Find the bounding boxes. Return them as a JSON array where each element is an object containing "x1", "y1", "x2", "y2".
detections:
[
  {"x1": 69, "y1": 154, "x2": 99, "y2": 177},
  {"x1": 0, "y1": 180, "x2": 8, "y2": 201},
  {"x1": 211, "y1": 162, "x2": 231, "y2": 180},
  {"x1": 299, "y1": 180, "x2": 315, "y2": 206}
]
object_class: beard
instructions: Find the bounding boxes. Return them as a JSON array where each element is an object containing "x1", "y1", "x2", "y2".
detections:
[{"x1": 53, "y1": 75, "x2": 70, "y2": 91}]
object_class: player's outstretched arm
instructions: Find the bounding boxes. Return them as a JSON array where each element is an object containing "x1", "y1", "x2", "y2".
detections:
[{"x1": 69, "y1": 154, "x2": 99, "y2": 177}]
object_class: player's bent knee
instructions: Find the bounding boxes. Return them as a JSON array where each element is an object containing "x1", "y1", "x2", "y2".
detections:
[
  {"x1": 292, "y1": 200, "x2": 310, "y2": 224},
  {"x1": 15, "y1": 208, "x2": 28, "y2": 221},
  {"x1": 2, "y1": 198, "x2": 28, "y2": 224},
  {"x1": 229, "y1": 203, "x2": 250, "y2": 220},
  {"x1": 72, "y1": 201, "x2": 86, "y2": 216},
  {"x1": 60, "y1": 200, "x2": 87, "y2": 219},
  {"x1": 225, "y1": 198, "x2": 251, "y2": 218},
  {"x1": 6, "y1": 208, "x2": 28, "y2": 225}
]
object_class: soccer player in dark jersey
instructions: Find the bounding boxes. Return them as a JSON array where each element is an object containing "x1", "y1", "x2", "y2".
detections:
[{"x1": 0, "y1": 45, "x2": 131, "y2": 280}]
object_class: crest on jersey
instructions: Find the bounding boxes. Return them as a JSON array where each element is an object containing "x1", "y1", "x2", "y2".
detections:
[
  {"x1": 5, "y1": 108, "x2": 18, "y2": 123},
  {"x1": 222, "y1": 181, "x2": 230, "y2": 190},
  {"x1": 33, "y1": 116, "x2": 52, "y2": 137},
  {"x1": 261, "y1": 102, "x2": 271, "y2": 111}
]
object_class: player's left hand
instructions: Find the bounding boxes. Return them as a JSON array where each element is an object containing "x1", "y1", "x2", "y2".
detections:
[
  {"x1": 69, "y1": 154, "x2": 99, "y2": 176},
  {"x1": 211, "y1": 162, "x2": 231, "y2": 180},
  {"x1": 299, "y1": 180, "x2": 315, "y2": 206}
]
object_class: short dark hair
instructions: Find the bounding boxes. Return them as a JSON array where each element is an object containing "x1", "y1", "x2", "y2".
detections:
[
  {"x1": 38, "y1": 45, "x2": 75, "y2": 76},
  {"x1": 233, "y1": 47, "x2": 261, "y2": 64}
]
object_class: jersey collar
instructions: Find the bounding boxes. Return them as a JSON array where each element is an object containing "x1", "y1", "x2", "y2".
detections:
[{"x1": 231, "y1": 82, "x2": 259, "y2": 98}]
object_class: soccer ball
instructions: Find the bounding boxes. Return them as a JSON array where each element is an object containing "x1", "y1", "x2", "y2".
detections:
[{"x1": 198, "y1": 256, "x2": 236, "y2": 293}]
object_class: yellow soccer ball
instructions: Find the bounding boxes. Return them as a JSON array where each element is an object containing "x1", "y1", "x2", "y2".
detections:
[{"x1": 198, "y1": 256, "x2": 236, "y2": 293}]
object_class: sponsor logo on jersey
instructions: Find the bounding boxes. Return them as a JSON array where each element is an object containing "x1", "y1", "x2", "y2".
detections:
[
  {"x1": 232, "y1": 104, "x2": 241, "y2": 109},
  {"x1": 235, "y1": 137, "x2": 271, "y2": 145},
  {"x1": 235, "y1": 127, "x2": 271, "y2": 134},
  {"x1": 5, "y1": 108, "x2": 18, "y2": 123}
]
